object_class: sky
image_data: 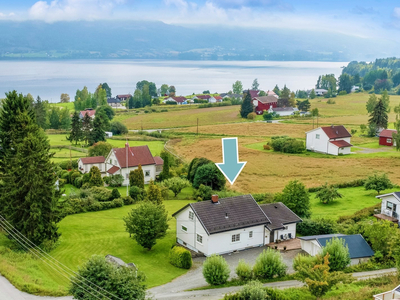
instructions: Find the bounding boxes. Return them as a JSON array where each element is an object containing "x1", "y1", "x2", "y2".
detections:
[{"x1": 1, "y1": 0, "x2": 400, "y2": 41}]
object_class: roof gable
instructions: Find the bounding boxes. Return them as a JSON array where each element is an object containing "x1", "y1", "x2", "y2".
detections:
[
  {"x1": 253, "y1": 96, "x2": 278, "y2": 104},
  {"x1": 379, "y1": 129, "x2": 397, "y2": 138},
  {"x1": 79, "y1": 156, "x2": 105, "y2": 164},
  {"x1": 329, "y1": 140, "x2": 353, "y2": 148},
  {"x1": 259, "y1": 202, "x2": 302, "y2": 230},
  {"x1": 80, "y1": 109, "x2": 96, "y2": 117},
  {"x1": 188, "y1": 195, "x2": 270, "y2": 235},
  {"x1": 316, "y1": 234, "x2": 374, "y2": 259},
  {"x1": 113, "y1": 145, "x2": 155, "y2": 168},
  {"x1": 321, "y1": 125, "x2": 351, "y2": 139}
]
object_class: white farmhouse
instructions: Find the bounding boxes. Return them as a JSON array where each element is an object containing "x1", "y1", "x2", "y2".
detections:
[
  {"x1": 374, "y1": 192, "x2": 400, "y2": 223},
  {"x1": 172, "y1": 195, "x2": 302, "y2": 256},
  {"x1": 306, "y1": 125, "x2": 352, "y2": 155},
  {"x1": 104, "y1": 143, "x2": 163, "y2": 186},
  {"x1": 78, "y1": 156, "x2": 106, "y2": 174},
  {"x1": 299, "y1": 234, "x2": 374, "y2": 266}
]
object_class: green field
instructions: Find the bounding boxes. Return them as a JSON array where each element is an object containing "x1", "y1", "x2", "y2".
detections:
[{"x1": 0, "y1": 200, "x2": 193, "y2": 295}]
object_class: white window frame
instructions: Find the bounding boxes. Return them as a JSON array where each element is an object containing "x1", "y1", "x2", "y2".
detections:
[
  {"x1": 232, "y1": 234, "x2": 240, "y2": 243},
  {"x1": 387, "y1": 138, "x2": 392, "y2": 143},
  {"x1": 249, "y1": 231, "x2": 253, "y2": 238},
  {"x1": 196, "y1": 233, "x2": 203, "y2": 244},
  {"x1": 126, "y1": 173, "x2": 129, "y2": 179},
  {"x1": 189, "y1": 211, "x2": 194, "y2": 220},
  {"x1": 181, "y1": 225, "x2": 188, "y2": 232},
  {"x1": 145, "y1": 170, "x2": 150, "y2": 177},
  {"x1": 316, "y1": 134, "x2": 320, "y2": 139}
]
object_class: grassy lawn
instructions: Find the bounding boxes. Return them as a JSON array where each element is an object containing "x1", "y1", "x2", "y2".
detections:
[
  {"x1": 309, "y1": 186, "x2": 396, "y2": 220},
  {"x1": 0, "y1": 200, "x2": 193, "y2": 296}
]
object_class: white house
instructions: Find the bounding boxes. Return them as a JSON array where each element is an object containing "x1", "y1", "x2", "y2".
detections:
[
  {"x1": 78, "y1": 156, "x2": 106, "y2": 174},
  {"x1": 299, "y1": 234, "x2": 374, "y2": 266},
  {"x1": 374, "y1": 284, "x2": 400, "y2": 300},
  {"x1": 104, "y1": 143, "x2": 163, "y2": 186},
  {"x1": 315, "y1": 89, "x2": 328, "y2": 96},
  {"x1": 79, "y1": 109, "x2": 96, "y2": 119},
  {"x1": 267, "y1": 106, "x2": 299, "y2": 117},
  {"x1": 163, "y1": 96, "x2": 188, "y2": 105},
  {"x1": 374, "y1": 192, "x2": 400, "y2": 223},
  {"x1": 107, "y1": 98, "x2": 125, "y2": 109},
  {"x1": 306, "y1": 125, "x2": 352, "y2": 155},
  {"x1": 172, "y1": 195, "x2": 302, "y2": 256},
  {"x1": 209, "y1": 96, "x2": 223, "y2": 103}
]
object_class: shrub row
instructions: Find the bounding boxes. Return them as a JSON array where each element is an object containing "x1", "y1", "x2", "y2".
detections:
[
  {"x1": 63, "y1": 196, "x2": 133, "y2": 215},
  {"x1": 269, "y1": 136, "x2": 305, "y2": 154},
  {"x1": 297, "y1": 218, "x2": 337, "y2": 236},
  {"x1": 308, "y1": 179, "x2": 366, "y2": 192},
  {"x1": 198, "y1": 101, "x2": 233, "y2": 108},
  {"x1": 56, "y1": 159, "x2": 78, "y2": 170},
  {"x1": 169, "y1": 246, "x2": 192, "y2": 269},
  {"x1": 337, "y1": 203, "x2": 381, "y2": 223}
]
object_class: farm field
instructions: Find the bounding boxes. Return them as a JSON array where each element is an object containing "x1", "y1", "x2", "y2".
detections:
[
  {"x1": 115, "y1": 105, "x2": 247, "y2": 130},
  {"x1": 170, "y1": 137, "x2": 400, "y2": 193},
  {"x1": 0, "y1": 200, "x2": 193, "y2": 296}
]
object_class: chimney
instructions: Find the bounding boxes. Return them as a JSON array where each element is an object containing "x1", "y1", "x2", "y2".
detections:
[{"x1": 211, "y1": 195, "x2": 219, "y2": 204}]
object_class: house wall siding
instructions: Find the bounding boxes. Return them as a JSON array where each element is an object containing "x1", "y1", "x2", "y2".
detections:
[
  {"x1": 379, "y1": 195, "x2": 400, "y2": 217},
  {"x1": 306, "y1": 128, "x2": 330, "y2": 153},
  {"x1": 270, "y1": 223, "x2": 297, "y2": 242}
]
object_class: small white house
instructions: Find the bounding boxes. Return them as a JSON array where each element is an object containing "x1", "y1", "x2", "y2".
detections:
[
  {"x1": 172, "y1": 196, "x2": 302, "y2": 256},
  {"x1": 315, "y1": 89, "x2": 328, "y2": 96},
  {"x1": 306, "y1": 125, "x2": 352, "y2": 155},
  {"x1": 299, "y1": 234, "x2": 374, "y2": 266},
  {"x1": 374, "y1": 284, "x2": 400, "y2": 300},
  {"x1": 374, "y1": 192, "x2": 400, "y2": 223},
  {"x1": 209, "y1": 96, "x2": 223, "y2": 103},
  {"x1": 267, "y1": 106, "x2": 299, "y2": 117},
  {"x1": 104, "y1": 143, "x2": 163, "y2": 186},
  {"x1": 78, "y1": 156, "x2": 106, "y2": 174}
]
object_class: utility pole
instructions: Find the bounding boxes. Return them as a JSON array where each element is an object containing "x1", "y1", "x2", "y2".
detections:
[{"x1": 197, "y1": 118, "x2": 199, "y2": 135}]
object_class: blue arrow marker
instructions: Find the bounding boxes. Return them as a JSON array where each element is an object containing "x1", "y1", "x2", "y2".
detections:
[{"x1": 215, "y1": 137, "x2": 247, "y2": 185}]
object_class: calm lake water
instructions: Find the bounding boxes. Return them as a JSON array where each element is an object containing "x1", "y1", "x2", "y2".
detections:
[{"x1": 0, "y1": 60, "x2": 346, "y2": 101}]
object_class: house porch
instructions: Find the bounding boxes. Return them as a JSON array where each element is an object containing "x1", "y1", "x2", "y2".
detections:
[{"x1": 267, "y1": 238, "x2": 301, "y2": 251}]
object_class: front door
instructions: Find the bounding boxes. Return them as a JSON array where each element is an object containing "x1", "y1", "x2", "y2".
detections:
[{"x1": 270, "y1": 231, "x2": 275, "y2": 243}]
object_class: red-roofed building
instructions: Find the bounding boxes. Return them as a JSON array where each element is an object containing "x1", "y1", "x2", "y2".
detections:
[
  {"x1": 252, "y1": 96, "x2": 278, "y2": 115},
  {"x1": 379, "y1": 129, "x2": 397, "y2": 146},
  {"x1": 163, "y1": 96, "x2": 189, "y2": 105},
  {"x1": 78, "y1": 156, "x2": 106, "y2": 173},
  {"x1": 104, "y1": 143, "x2": 163, "y2": 185},
  {"x1": 116, "y1": 94, "x2": 132, "y2": 101},
  {"x1": 209, "y1": 96, "x2": 223, "y2": 103},
  {"x1": 79, "y1": 109, "x2": 96, "y2": 119},
  {"x1": 306, "y1": 125, "x2": 352, "y2": 155}
]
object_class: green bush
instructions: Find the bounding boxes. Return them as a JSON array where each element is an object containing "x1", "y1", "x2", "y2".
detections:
[
  {"x1": 253, "y1": 249, "x2": 287, "y2": 279},
  {"x1": 169, "y1": 246, "x2": 192, "y2": 269},
  {"x1": 111, "y1": 188, "x2": 121, "y2": 200},
  {"x1": 57, "y1": 159, "x2": 78, "y2": 170},
  {"x1": 252, "y1": 193, "x2": 274, "y2": 203},
  {"x1": 108, "y1": 174, "x2": 124, "y2": 187},
  {"x1": 193, "y1": 163, "x2": 226, "y2": 190},
  {"x1": 193, "y1": 184, "x2": 213, "y2": 201},
  {"x1": 89, "y1": 186, "x2": 112, "y2": 202},
  {"x1": 123, "y1": 195, "x2": 135, "y2": 205},
  {"x1": 235, "y1": 259, "x2": 253, "y2": 281},
  {"x1": 202, "y1": 254, "x2": 230, "y2": 285},
  {"x1": 297, "y1": 218, "x2": 337, "y2": 236},
  {"x1": 74, "y1": 177, "x2": 83, "y2": 188},
  {"x1": 293, "y1": 254, "x2": 318, "y2": 273},
  {"x1": 308, "y1": 179, "x2": 366, "y2": 192},
  {"x1": 239, "y1": 280, "x2": 266, "y2": 299},
  {"x1": 70, "y1": 172, "x2": 81, "y2": 187},
  {"x1": 321, "y1": 237, "x2": 351, "y2": 271},
  {"x1": 61, "y1": 171, "x2": 69, "y2": 182},
  {"x1": 269, "y1": 137, "x2": 304, "y2": 154},
  {"x1": 247, "y1": 112, "x2": 256, "y2": 120},
  {"x1": 82, "y1": 173, "x2": 90, "y2": 185},
  {"x1": 338, "y1": 203, "x2": 381, "y2": 223},
  {"x1": 129, "y1": 186, "x2": 147, "y2": 201},
  {"x1": 112, "y1": 198, "x2": 124, "y2": 208}
]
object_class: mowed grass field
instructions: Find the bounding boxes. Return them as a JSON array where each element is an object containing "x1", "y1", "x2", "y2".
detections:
[
  {"x1": 0, "y1": 200, "x2": 193, "y2": 295},
  {"x1": 171, "y1": 136, "x2": 400, "y2": 193},
  {"x1": 115, "y1": 105, "x2": 246, "y2": 130}
]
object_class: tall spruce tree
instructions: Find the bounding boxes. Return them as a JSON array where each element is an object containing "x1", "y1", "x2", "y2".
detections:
[
  {"x1": 0, "y1": 90, "x2": 63, "y2": 245},
  {"x1": 240, "y1": 90, "x2": 253, "y2": 118},
  {"x1": 67, "y1": 111, "x2": 83, "y2": 145},
  {"x1": 88, "y1": 115, "x2": 106, "y2": 146},
  {"x1": 369, "y1": 99, "x2": 388, "y2": 131},
  {"x1": 82, "y1": 113, "x2": 93, "y2": 145},
  {"x1": 33, "y1": 96, "x2": 48, "y2": 129}
]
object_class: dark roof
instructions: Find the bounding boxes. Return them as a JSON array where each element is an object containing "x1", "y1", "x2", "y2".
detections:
[
  {"x1": 395, "y1": 285, "x2": 400, "y2": 293},
  {"x1": 171, "y1": 97, "x2": 188, "y2": 103},
  {"x1": 154, "y1": 156, "x2": 164, "y2": 165},
  {"x1": 107, "y1": 166, "x2": 120, "y2": 174},
  {"x1": 379, "y1": 129, "x2": 397, "y2": 138},
  {"x1": 321, "y1": 125, "x2": 352, "y2": 139},
  {"x1": 173, "y1": 195, "x2": 270, "y2": 235},
  {"x1": 116, "y1": 94, "x2": 131, "y2": 99},
  {"x1": 196, "y1": 95, "x2": 211, "y2": 99},
  {"x1": 80, "y1": 156, "x2": 105, "y2": 164},
  {"x1": 107, "y1": 98, "x2": 121, "y2": 104},
  {"x1": 113, "y1": 144, "x2": 156, "y2": 168},
  {"x1": 299, "y1": 234, "x2": 346, "y2": 241},
  {"x1": 253, "y1": 96, "x2": 278, "y2": 104},
  {"x1": 259, "y1": 202, "x2": 302, "y2": 230},
  {"x1": 330, "y1": 140, "x2": 353, "y2": 148},
  {"x1": 316, "y1": 234, "x2": 374, "y2": 259}
]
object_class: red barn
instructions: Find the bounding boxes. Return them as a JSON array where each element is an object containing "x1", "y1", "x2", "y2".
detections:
[
  {"x1": 253, "y1": 96, "x2": 278, "y2": 115},
  {"x1": 379, "y1": 129, "x2": 397, "y2": 146}
]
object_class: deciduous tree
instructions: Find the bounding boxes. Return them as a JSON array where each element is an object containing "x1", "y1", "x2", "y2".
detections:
[
  {"x1": 232, "y1": 80, "x2": 243, "y2": 95},
  {"x1": 162, "y1": 177, "x2": 190, "y2": 197},
  {"x1": 364, "y1": 173, "x2": 393, "y2": 194},
  {"x1": 124, "y1": 202, "x2": 169, "y2": 250},
  {"x1": 275, "y1": 180, "x2": 311, "y2": 218},
  {"x1": 88, "y1": 141, "x2": 112, "y2": 157},
  {"x1": 193, "y1": 163, "x2": 226, "y2": 190},
  {"x1": 315, "y1": 183, "x2": 343, "y2": 204},
  {"x1": 60, "y1": 93, "x2": 70, "y2": 103},
  {"x1": 251, "y1": 78, "x2": 259, "y2": 90},
  {"x1": 321, "y1": 238, "x2": 351, "y2": 271}
]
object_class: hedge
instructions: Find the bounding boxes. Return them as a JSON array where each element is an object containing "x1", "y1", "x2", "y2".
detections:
[
  {"x1": 308, "y1": 179, "x2": 366, "y2": 192},
  {"x1": 169, "y1": 246, "x2": 192, "y2": 269},
  {"x1": 63, "y1": 197, "x2": 126, "y2": 215},
  {"x1": 337, "y1": 203, "x2": 381, "y2": 223},
  {"x1": 297, "y1": 218, "x2": 337, "y2": 236}
]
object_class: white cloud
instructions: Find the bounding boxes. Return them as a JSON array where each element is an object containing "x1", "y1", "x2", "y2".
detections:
[
  {"x1": 28, "y1": 0, "x2": 125, "y2": 22},
  {"x1": 394, "y1": 7, "x2": 400, "y2": 19},
  {"x1": 0, "y1": 12, "x2": 17, "y2": 19}
]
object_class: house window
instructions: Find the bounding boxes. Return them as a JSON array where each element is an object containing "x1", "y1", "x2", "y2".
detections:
[
  {"x1": 249, "y1": 231, "x2": 253, "y2": 238},
  {"x1": 196, "y1": 234, "x2": 203, "y2": 244},
  {"x1": 109, "y1": 159, "x2": 112, "y2": 164},
  {"x1": 387, "y1": 201, "x2": 396, "y2": 211},
  {"x1": 189, "y1": 211, "x2": 194, "y2": 220},
  {"x1": 181, "y1": 225, "x2": 187, "y2": 232},
  {"x1": 126, "y1": 174, "x2": 129, "y2": 179},
  {"x1": 232, "y1": 234, "x2": 240, "y2": 243},
  {"x1": 316, "y1": 134, "x2": 320, "y2": 139},
  {"x1": 387, "y1": 138, "x2": 392, "y2": 143},
  {"x1": 145, "y1": 170, "x2": 150, "y2": 177}
]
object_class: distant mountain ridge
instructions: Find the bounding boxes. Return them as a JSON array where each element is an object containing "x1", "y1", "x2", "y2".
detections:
[{"x1": 0, "y1": 21, "x2": 397, "y2": 61}]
